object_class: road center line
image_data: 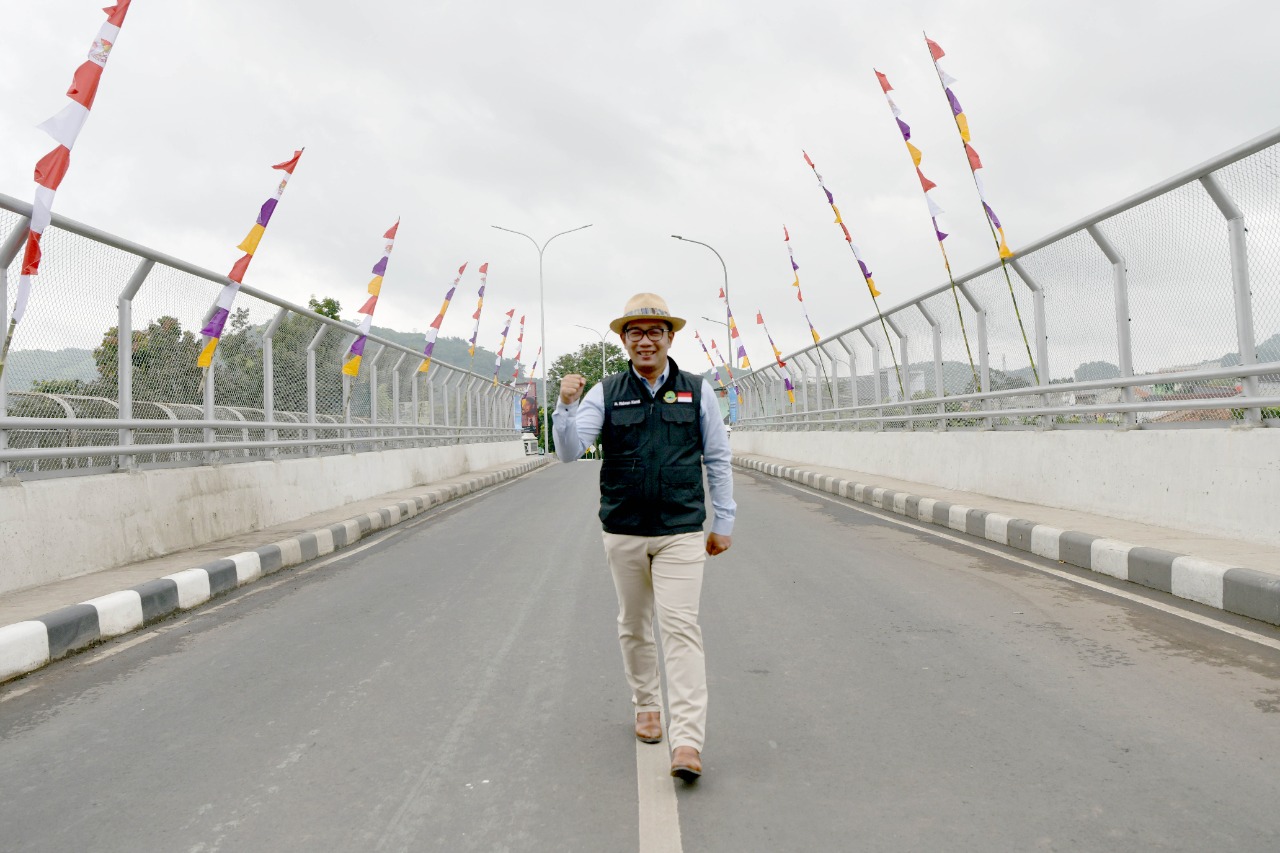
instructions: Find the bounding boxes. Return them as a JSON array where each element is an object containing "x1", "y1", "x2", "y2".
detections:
[
  {"x1": 771, "y1": 478, "x2": 1280, "y2": 653},
  {"x1": 636, "y1": 691, "x2": 683, "y2": 853}
]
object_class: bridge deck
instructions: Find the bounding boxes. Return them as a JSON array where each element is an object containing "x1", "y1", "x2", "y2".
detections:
[{"x1": 2, "y1": 460, "x2": 1279, "y2": 851}]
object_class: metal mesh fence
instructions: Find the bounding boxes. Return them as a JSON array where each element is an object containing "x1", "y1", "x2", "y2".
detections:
[
  {"x1": 739, "y1": 132, "x2": 1280, "y2": 431},
  {"x1": 0, "y1": 197, "x2": 520, "y2": 478}
]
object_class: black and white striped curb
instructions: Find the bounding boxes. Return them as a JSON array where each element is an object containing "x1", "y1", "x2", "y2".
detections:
[
  {"x1": 0, "y1": 457, "x2": 550, "y2": 684},
  {"x1": 735, "y1": 455, "x2": 1280, "y2": 629}
]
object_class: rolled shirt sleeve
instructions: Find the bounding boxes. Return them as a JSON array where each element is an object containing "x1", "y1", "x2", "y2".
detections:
[
  {"x1": 699, "y1": 379, "x2": 736, "y2": 535},
  {"x1": 557, "y1": 375, "x2": 735, "y2": 536},
  {"x1": 553, "y1": 383, "x2": 604, "y2": 462}
]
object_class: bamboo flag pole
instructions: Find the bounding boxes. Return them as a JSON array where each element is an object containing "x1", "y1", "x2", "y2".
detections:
[
  {"x1": 801, "y1": 152, "x2": 905, "y2": 399},
  {"x1": 874, "y1": 68, "x2": 979, "y2": 390},
  {"x1": 2, "y1": 2, "x2": 134, "y2": 383},
  {"x1": 924, "y1": 32, "x2": 1039, "y2": 383},
  {"x1": 782, "y1": 225, "x2": 835, "y2": 404}
]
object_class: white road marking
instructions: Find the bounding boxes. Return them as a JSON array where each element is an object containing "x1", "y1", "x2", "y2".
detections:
[
  {"x1": 772, "y1": 478, "x2": 1280, "y2": 653},
  {"x1": 636, "y1": 693, "x2": 683, "y2": 853}
]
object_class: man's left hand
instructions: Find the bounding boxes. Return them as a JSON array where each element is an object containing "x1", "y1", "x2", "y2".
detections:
[{"x1": 706, "y1": 533, "x2": 732, "y2": 556}]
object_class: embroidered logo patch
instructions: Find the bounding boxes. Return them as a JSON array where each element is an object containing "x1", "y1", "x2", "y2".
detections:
[
  {"x1": 663, "y1": 391, "x2": 676, "y2": 403},
  {"x1": 675, "y1": 391, "x2": 694, "y2": 403}
]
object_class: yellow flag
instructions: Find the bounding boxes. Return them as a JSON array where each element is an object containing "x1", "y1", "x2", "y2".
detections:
[
  {"x1": 197, "y1": 337, "x2": 219, "y2": 368},
  {"x1": 998, "y1": 231, "x2": 1014, "y2": 259},
  {"x1": 237, "y1": 224, "x2": 266, "y2": 255},
  {"x1": 956, "y1": 113, "x2": 971, "y2": 143},
  {"x1": 906, "y1": 142, "x2": 923, "y2": 167},
  {"x1": 367, "y1": 275, "x2": 383, "y2": 296},
  {"x1": 342, "y1": 355, "x2": 362, "y2": 377}
]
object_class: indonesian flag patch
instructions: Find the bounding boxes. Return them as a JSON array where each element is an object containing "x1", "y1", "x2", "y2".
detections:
[{"x1": 675, "y1": 391, "x2": 694, "y2": 403}]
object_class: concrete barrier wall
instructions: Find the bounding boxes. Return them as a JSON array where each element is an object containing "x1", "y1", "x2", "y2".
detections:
[
  {"x1": 731, "y1": 429, "x2": 1280, "y2": 548},
  {"x1": 0, "y1": 441, "x2": 527, "y2": 596}
]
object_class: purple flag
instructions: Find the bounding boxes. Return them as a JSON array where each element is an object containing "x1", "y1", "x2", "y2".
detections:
[
  {"x1": 896, "y1": 118, "x2": 911, "y2": 140},
  {"x1": 256, "y1": 198, "x2": 278, "y2": 227},
  {"x1": 946, "y1": 88, "x2": 963, "y2": 117}
]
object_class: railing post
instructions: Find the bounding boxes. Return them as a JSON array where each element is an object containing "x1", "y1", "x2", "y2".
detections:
[
  {"x1": 441, "y1": 370, "x2": 454, "y2": 431},
  {"x1": 262, "y1": 308, "x2": 287, "y2": 458},
  {"x1": 0, "y1": 219, "x2": 31, "y2": 479},
  {"x1": 838, "y1": 334, "x2": 859, "y2": 426},
  {"x1": 306, "y1": 325, "x2": 327, "y2": 457},
  {"x1": 411, "y1": 362, "x2": 421, "y2": 429},
  {"x1": 367, "y1": 344, "x2": 383, "y2": 428},
  {"x1": 918, "y1": 303, "x2": 945, "y2": 430},
  {"x1": 803, "y1": 351, "x2": 823, "y2": 428},
  {"x1": 117, "y1": 259, "x2": 155, "y2": 471},
  {"x1": 859, "y1": 328, "x2": 883, "y2": 430},
  {"x1": 391, "y1": 353, "x2": 406, "y2": 429},
  {"x1": 883, "y1": 315, "x2": 906, "y2": 429},
  {"x1": 1087, "y1": 224, "x2": 1136, "y2": 427},
  {"x1": 955, "y1": 284, "x2": 991, "y2": 428},
  {"x1": 203, "y1": 336, "x2": 217, "y2": 465},
  {"x1": 427, "y1": 369, "x2": 437, "y2": 426},
  {"x1": 465, "y1": 377, "x2": 479, "y2": 431},
  {"x1": 1009, "y1": 259, "x2": 1051, "y2": 386},
  {"x1": 1200, "y1": 172, "x2": 1262, "y2": 424},
  {"x1": 819, "y1": 343, "x2": 841, "y2": 413},
  {"x1": 1010, "y1": 258, "x2": 1053, "y2": 428}
]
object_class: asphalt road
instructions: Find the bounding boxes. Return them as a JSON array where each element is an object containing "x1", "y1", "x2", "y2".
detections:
[{"x1": 2, "y1": 460, "x2": 1279, "y2": 852}]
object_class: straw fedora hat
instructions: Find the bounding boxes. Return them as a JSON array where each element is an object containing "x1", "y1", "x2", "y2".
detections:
[{"x1": 609, "y1": 292, "x2": 687, "y2": 335}]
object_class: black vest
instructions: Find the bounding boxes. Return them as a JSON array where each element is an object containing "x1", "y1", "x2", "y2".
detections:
[{"x1": 599, "y1": 358, "x2": 706, "y2": 535}]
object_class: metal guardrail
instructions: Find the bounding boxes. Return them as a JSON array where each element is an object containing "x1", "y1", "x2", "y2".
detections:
[
  {"x1": 0, "y1": 197, "x2": 523, "y2": 478},
  {"x1": 732, "y1": 127, "x2": 1280, "y2": 431}
]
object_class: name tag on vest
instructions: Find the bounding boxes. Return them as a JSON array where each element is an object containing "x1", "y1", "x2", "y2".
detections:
[{"x1": 613, "y1": 399, "x2": 643, "y2": 407}]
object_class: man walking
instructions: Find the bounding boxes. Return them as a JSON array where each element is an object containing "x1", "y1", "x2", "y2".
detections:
[{"x1": 554, "y1": 293, "x2": 735, "y2": 782}]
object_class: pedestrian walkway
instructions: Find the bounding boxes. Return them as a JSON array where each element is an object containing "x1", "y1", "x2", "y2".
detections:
[{"x1": 734, "y1": 453, "x2": 1280, "y2": 628}]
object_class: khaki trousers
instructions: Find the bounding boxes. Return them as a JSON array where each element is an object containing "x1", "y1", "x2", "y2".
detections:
[{"x1": 602, "y1": 531, "x2": 708, "y2": 751}]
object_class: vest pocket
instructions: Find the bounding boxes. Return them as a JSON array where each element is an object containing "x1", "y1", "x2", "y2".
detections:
[
  {"x1": 606, "y1": 406, "x2": 647, "y2": 454},
  {"x1": 659, "y1": 463, "x2": 706, "y2": 529},
  {"x1": 599, "y1": 458, "x2": 645, "y2": 526},
  {"x1": 659, "y1": 404, "x2": 697, "y2": 446}
]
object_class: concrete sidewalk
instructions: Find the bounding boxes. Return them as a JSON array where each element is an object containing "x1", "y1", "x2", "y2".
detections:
[
  {"x1": 0, "y1": 456, "x2": 551, "y2": 683},
  {"x1": 735, "y1": 453, "x2": 1280, "y2": 628}
]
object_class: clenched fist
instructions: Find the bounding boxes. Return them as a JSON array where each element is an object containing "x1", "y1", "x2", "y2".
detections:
[{"x1": 560, "y1": 373, "x2": 587, "y2": 405}]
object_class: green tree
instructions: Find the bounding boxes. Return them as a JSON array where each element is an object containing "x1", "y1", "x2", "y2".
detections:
[
  {"x1": 93, "y1": 315, "x2": 203, "y2": 403},
  {"x1": 269, "y1": 299, "x2": 346, "y2": 415},
  {"x1": 309, "y1": 295, "x2": 342, "y2": 320},
  {"x1": 548, "y1": 341, "x2": 628, "y2": 402}
]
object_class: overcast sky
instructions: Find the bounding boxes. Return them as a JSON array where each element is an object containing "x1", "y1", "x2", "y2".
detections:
[{"x1": 3, "y1": 0, "x2": 1279, "y2": 379}]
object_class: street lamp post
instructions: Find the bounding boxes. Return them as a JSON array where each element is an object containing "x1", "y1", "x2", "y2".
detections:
[
  {"x1": 492, "y1": 223, "x2": 593, "y2": 456},
  {"x1": 672, "y1": 235, "x2": 731, "y2": 368},
  {"x1": 573, "y1": 324, "x2": 608, "y2": 385}
]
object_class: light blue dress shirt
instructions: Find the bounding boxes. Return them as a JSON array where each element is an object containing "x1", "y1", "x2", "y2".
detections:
[{"x1": 553, "y1": 362, "x2": 736, "y2": 535}]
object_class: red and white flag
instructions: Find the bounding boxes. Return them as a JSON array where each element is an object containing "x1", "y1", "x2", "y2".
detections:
[{"x1": 13, "y1": 2, "x2": 132, "y2": 327}]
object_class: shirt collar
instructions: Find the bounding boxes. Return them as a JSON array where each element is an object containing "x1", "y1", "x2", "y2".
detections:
[{"x1": 631, "y1": 361, "x2": 669, "y2": 395}]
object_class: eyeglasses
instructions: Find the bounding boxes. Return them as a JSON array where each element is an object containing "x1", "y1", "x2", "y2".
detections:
[{"x1": 624, "y1": 327, "x2": 670, "y2": 342}]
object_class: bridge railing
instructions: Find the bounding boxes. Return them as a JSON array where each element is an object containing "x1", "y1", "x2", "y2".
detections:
[
  {"x1": 0, "y1": 197, "x2": 521, "y2": 479},
  {"x1": 733, "y1": 127, "x2": 1280, "y2": 432}
]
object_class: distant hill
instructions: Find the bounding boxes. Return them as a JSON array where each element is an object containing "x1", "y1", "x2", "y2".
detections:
[
  {"x1": 2, "y1": 330, "x2": 524, "y2": 396},
  {"x1": 3, "y1": 348, "x2": 97, "y2": 392},
  {"x1": 368, "y1": 326, "x2": 523, "y2": 379}
]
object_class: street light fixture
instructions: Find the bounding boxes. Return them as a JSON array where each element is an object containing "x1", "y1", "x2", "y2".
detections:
[
  {"x1": 573, "y1": 323, "x2": 608, "y2": 385},
  {"x1": 492, "y1": 223, "x2": 593, "y2": 455},
  {"x1": 672, "y1": 235, "x2": 731, "y2": 371}
]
